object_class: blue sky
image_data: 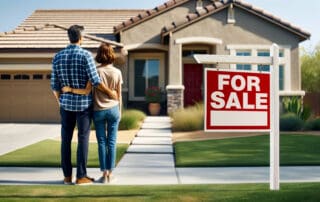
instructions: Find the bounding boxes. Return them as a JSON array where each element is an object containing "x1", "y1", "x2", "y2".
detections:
[{"x1": 0, "y1": 0, "x2": 319, "y2": 51}]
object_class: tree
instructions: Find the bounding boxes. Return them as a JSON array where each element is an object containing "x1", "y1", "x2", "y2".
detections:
[{"x1": 301, "y1": 44, "x2": 320, "y2": 92}]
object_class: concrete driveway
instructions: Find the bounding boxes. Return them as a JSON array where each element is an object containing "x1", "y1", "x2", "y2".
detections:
[{"x1": 0, "y1": 123, "x2": 60, "y2": 155}]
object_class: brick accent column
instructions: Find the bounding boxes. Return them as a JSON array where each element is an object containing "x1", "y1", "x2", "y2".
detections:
[{"x1": 166, "y1": 85, "x2": 185, "y2": 114}]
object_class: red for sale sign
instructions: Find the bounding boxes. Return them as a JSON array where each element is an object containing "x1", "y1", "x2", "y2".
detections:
[{"x1": 205, "y1": 69, "x2": 270, "y2": 131}]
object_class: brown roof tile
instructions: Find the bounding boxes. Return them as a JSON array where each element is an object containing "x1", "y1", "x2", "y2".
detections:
[
  {"x1": 114, "y1": 0, "x2": 189, "y2": 33},
  {"x1": 156, "y1": 4, "x2": 167, "y2": 12},
  {"x1": 187, "y1": 13, "x2": 198, "y2": 21},
  {"x1": 205, "y1": 4, "x2": 216, "y2": 12},
  {"x1": 0, "y1": 10, "x2": 135, "y2": 49},
  {"x1": 196, "y1": 8, "x2": 208, "y2": 16},
  {"x1": 165, "y1": 0, "x2": 175, "y2": 7},
  {"x1": 213, "y1": 1, "x2": 225, "y2": 9}
]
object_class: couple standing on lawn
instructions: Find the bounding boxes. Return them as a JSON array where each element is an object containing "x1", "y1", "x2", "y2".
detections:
[{"x1": 51, "y1": 25, "x2": 123, "y2": 185}]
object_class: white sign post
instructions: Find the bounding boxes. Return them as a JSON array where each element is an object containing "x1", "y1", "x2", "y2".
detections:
[
  {"x1": 194, "y1": 43, "x2": 280, "y2": 190},
  {"x1": 270, "y1": 44, "x2": 280, "y2": 190}
]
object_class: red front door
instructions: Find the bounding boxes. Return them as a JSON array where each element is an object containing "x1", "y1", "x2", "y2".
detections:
[{"x1": 183, "y1": 64, "x2": 203, "y2": 107}]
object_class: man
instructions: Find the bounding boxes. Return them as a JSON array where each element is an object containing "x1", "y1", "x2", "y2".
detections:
[{"x1": 51, "y1": 25, "x2": 116, "y2": 185}]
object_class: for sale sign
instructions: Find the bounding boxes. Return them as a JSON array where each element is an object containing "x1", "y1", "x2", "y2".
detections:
[{"x1": 205, "y1": 69, "x2": 270, "y2": 131}]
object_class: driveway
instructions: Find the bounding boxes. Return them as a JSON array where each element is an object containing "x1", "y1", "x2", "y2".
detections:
[{"x1": 0, "y1": 123, "x2": 60, "y2": 155}]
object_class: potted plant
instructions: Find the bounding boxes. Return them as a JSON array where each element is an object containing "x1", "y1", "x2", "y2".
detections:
[{"x1": 145, "y1": 86, "x2": 162, "y2": 115}]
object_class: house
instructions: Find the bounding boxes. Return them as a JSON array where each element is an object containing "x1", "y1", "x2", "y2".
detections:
[{"x1": 0, "y1": 0, "x2": 310, "y2": 122}]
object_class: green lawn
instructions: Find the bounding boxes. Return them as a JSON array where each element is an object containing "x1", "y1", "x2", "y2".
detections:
[
  {"x1": 0, "y1": 183, "x2": 320, "y2": 201},
  {"x1": 0, "y1": 140, "x2": 128, "y2": 167},
  {"x1": 175, "y1": 134, "x2": 320, "y2": 167}
]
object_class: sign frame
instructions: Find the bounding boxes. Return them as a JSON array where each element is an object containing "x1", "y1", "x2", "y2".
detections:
[{"x1": 194, "y1": 44, "x2": 280, "y2": 190}]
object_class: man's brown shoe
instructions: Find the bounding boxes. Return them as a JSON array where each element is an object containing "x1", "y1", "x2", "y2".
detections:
[
  {"x1": 63, "y1": 176, "x2": 72, "y2": 185},
  {"x1": 75, "y1": 176, "x2": 94, "y2": 185}
]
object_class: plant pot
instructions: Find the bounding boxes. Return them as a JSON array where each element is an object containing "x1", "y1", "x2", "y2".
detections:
[{"x1": 148, "y1": 103, "x2": 161, "y2": 116}]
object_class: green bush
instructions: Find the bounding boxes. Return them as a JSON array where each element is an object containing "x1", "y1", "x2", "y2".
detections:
[
  {"x1": 90, "y1": 109, "x2": 145, "y2": 130},
  {"x1": 282, "y1": 96, "x2": 311, "y2": 121},
  {"x1": 170, "y1": 103, "x2": 204, "y2": 132},
  {"x1": 304, "y1": 118, "x2": 320, "y2": 131},
  {"x1": 280, "y1": 112, "x2": 304, "y2": 131},
  {"x1": 119, "y1": 109, "x2": 146, "y2": 130}
]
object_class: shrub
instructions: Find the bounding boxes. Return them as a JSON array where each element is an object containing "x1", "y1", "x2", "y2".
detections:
[
  {"x1": 170, "y1": 103, "x2": 204, "y2": 132},
  {"x1": 119, "y1": 109, "x2": 146, "y2": 130},
  {"x1": 304, "y1": 118, "x2": 320, "y2": 131},
  {"x1": 280, "y1": 112, "x2": 304, "y2": 131},
  {"x1": 90, "y1": 109, "x2": 146, "y2": 130},
  {"x1": 282, "y1": 96, "x2": 311, "y2": 121}
]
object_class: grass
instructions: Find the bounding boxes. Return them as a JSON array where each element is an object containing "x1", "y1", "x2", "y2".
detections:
[
  {"x1": 170, "y1": 103, "x2": 204, "y2": 132},
  {"x1": 0, "y1": 183, "x2": 320, "y2": 201},
  {"x1": 175, "y1": 134, "x2": 320, "y2": 167},
  {"x1": 0, "y1": 140, "x2": 128, "y2": 167}
]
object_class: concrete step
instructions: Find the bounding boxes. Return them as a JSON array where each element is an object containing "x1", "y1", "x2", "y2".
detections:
[
  {"x1": 131, "y1": 137, "x2": 172, "y2": 145},
  {"x1": 116, "y1": 153, "x2": 175, "y2": 168},
  {"x1": 141, "y1": 122, "x2": 172, "y2": 129},
  {"x1": 143, "y1": 116, "x2": 172, "y2": 123},
  {"x1": 137, "y1": 129, "x2": 172, "y2": 137},
  {"x1": 127, "y1": 144, "x2": 173, "y2": 154}
]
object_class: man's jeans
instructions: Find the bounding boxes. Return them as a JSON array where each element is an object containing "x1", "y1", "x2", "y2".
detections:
[
  {"x1": 93, "y1": 106, "x2": 120, "y2": 172},
  {"x1": 60, "y1": 106, "x2": 92, "y2": 179}
]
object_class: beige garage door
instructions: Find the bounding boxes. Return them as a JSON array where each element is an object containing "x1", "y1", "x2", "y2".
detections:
[{"x1": 0, "y1": 72, "x2": 60, "y2": 123}]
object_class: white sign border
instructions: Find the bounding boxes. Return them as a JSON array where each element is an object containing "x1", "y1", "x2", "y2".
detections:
[{"x1": 204, "y1": 68, "x2": 271, "y2": 133}]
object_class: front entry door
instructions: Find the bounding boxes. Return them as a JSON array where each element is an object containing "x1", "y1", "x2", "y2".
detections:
[{"x1": 183, "y1": 64, "x2": 203, "y2": 107}]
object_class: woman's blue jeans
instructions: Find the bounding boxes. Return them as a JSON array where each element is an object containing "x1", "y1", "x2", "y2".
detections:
[{"x1": 93, "y1": 106, "x2": 120, "y2": 172}]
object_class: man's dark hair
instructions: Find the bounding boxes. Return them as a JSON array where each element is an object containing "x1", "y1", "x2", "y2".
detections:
[{"x1": 67, "y1": 25, "x2": 84, "y2": 43}]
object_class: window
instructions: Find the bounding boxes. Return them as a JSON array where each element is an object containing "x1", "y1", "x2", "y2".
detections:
[
  {"x1": 14, "y1": 74, "x2": 30, "y2": 80},
  {"x1": 1, "y1": 74, "x2": 11, "y2": 80},
  {"x1": 236, "y1": 51, "x2": 251, "y2": 70},
  {"x1": 279, "y1": 52, "x2": 285, "y2": 90},
  {"x1": 33, "y1": 74, "x2": 43, "y2": 80},
  {"x1": 134, "y1": 59, "x2": 159, "y2": 97},
  {"x1": 257, "y1": 51, "x2": 270, "y2": 72},
  {"x1": 46, "y1": 74, "x2": 51, "y2": 79}
]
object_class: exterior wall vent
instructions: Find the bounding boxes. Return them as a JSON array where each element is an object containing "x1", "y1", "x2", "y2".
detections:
[
  {"x1": 227, "y1": 3, "x2": 236, "y2": 24},
  {"x1": 196, "y1": 0, "x2": 204, "y2": 10}
]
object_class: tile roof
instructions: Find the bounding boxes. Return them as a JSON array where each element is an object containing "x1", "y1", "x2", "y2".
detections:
[
  {"x1": 161, "y1": 0, "x2": 310, "y2": 41},
  {"x1": 0, "y1": 9, "x2": 141, "y2": 49},
  {"x1": 113, "y1": 0, "x2": 189, "y2": 33}
]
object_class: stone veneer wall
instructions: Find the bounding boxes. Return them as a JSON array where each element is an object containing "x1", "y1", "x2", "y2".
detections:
[{"x1": 167, "y1": 88, "x2": 184, "y2": 114}]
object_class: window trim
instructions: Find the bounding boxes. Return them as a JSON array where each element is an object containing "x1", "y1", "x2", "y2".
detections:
[
  {"x1": 227, "y1": 44, "x2": 291, "y2": 91},
  {"x1": 129, "y1": 53, "x2": 165, "y2": 101}
]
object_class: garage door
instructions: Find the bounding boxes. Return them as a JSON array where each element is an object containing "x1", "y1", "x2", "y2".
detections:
[{"x1": 0, "y1": 72, "x2": 60, "y2": 123}]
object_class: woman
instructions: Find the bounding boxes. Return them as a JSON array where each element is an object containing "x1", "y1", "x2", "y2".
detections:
[{"x1": 63, "y1": 43, "x2": 122, "y2": 183}]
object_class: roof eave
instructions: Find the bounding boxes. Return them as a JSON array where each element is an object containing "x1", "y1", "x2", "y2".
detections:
[
  {"x1": 114, "y1": 0, "x2": 189, "y2": 34},
  {"x1": 161, "y1": 4, "x2": 229, "y2": 39}
]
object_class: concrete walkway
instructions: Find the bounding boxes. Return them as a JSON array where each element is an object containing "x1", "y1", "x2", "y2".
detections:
[
  {"x1": 1, "y1": 118, "x2": 320, "y2": 185},
  {"x1": 112, "y1": 116, "x2": 178, "y2": 185}
]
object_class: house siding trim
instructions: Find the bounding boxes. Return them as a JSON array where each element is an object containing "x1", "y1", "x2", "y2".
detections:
[
  {"x1": 175, "y1": 37, "x2": 222, "y2": 45},
  {"x1": 125, "y1": 43, "x2": 168, "y2": 51}
]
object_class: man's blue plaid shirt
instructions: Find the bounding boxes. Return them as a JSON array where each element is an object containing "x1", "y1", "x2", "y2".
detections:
[{"x1": 51, "y1": 44, "x2": 101, "y2": 111}]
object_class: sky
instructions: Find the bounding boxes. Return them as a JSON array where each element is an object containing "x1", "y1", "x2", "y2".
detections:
[{"x1": 0, "y1": 0, "x2": 319, "y2": 52}]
